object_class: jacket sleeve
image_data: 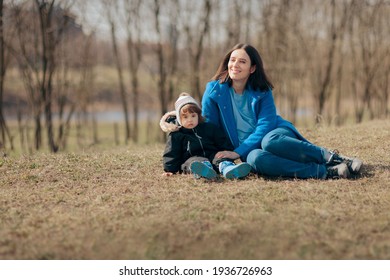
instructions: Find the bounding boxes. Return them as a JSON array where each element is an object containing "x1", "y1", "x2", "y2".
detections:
[
  {"x1": 162, "y1": 133, "x2": 183, "y2": 173},
  {"x1": 234, "y1": 90, "x2": 278, "y2": 158},
  {"x1": 201, "y1": 81, "x2": 221, "y2": 127}
]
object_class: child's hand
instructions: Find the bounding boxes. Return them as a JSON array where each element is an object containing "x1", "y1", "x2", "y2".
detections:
[{"x1": 162, "y1": 172, "x2": 174, "y2": 176}]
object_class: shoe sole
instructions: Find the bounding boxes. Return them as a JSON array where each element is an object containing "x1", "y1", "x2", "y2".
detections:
[
  {"x1": 224, "y1": 163, "x2": 252, "y2": 179},
  {"x1": 350, "y1": 159, "x2": 363, "y2": 174},
  {"x1": 340, "y1": 164, "x2": 350, "y2": 179},
  {"x1": 190, "y1": 162, "x2": 217, "y2": 179}
]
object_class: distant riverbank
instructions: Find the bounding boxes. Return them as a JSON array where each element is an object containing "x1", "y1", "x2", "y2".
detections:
[{"x1": 4, "y1": 109, "x2": 159, "y2": 123}]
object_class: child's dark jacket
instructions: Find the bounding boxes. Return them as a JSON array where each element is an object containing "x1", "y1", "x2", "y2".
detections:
[{"x1": 163, "y1": 122, "x2": 234, "y2": 173}]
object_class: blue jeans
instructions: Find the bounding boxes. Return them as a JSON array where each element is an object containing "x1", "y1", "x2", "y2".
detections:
[{"x1": 246, "y1": 127, "x2": 327, "y2": 179}]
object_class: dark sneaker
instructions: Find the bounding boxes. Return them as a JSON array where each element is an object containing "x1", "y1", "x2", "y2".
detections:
[
  {"x1": 219, "y1": 161, "x2": 252, "y2": 179},
  {"x1": 190, "y1": 161, "x2": 217, "y2": 179},
  {"x1": 328, "y1": 150, "x2": 363, "y2": 174},
  {"x1": 326, "y1": 163, "x2": 350, "y2": 179}
]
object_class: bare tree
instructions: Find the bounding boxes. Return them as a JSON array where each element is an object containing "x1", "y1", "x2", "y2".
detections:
[
  {"x1": 36, "y1": 0, "x2": 59, "y2": 152},
  {"x1": 182, "y1": 0, "x2": 212, "y2": 100},
  {"x1": 77, "y1": 32, "x2": 97, "y2": 146},
  {"x1": 9, "y1": 0, "x2": 78, "y2": 152},
  {"x1": 256, "y1": 0, "x2": 305, "y2": 124},
  {"x1": 377, "y1": 50, "x2": 390, "y2": 118},
  {"x1": 225, "y1": 0, "x2": 241, "y2": 48},
  {"x1": 55, "y1": 30, "x2": 77, "y2": 150},
  {"x1": 166, "y1": 0, "x2": 180, "y2": 119},
  {"x1": 349, "y1": 0, "x2": 389, "y2": 123},
  {"x1": 332, "y1": 1, "x2": 354, "y2": 126},
  {"x1": 102, "y1": 0, "x2": 131, "y2": 144},
  {"x1": 312, "y1": 0, "x2": 350, "y2": 124},
  {"x1": 72, "y1": 1, "x2": 99, "y2": 147},
  {"x1": 151, "y1": 0, "x2": 180, "y2": 129},
  {"x1": 0, "y1": 0, "x2": 14, "y2": 151},
  {"x1": 123, "y1": 0, "x2": 142, "y2": 143},
  {"x1": 35, "y1": 0, "x2": 79, "y2": 152},
  {"x1": 12, "y1": 1, "x2": 45, "y2": 150},
  {"x1": 153, "y1": 0, "x2": 167, "y2": 120}
]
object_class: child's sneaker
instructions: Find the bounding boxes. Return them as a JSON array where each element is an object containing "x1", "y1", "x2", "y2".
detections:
[
  {"x1": 190, "y1": 161, "x2": 217, "y2": 179},
  {"x1": 219, "y1": 161, "x2": 252, "y2": 179}
]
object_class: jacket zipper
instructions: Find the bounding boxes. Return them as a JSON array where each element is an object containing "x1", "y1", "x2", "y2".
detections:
[
  {"x1": 187, "y1": 141, "x2": 192, "y2": 156},
  {"x1": 192, "y1": 128, "x2": 206, "y2": 158}
]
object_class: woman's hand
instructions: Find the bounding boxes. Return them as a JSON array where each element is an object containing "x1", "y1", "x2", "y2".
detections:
[
  {"x1": 162, "y1": 172, "x2": 174, "y2": 176},
  {"x1": 215, "y1": 151, "x2": 240, "y2": 160}
]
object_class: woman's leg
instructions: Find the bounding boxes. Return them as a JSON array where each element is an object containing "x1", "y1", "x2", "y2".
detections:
[
  {"x1": 261, "y1": 127, "x2": 327, "y2": 164},
  {"x1": 246, "y1": 148, "x2": 327, "y2": 179}
]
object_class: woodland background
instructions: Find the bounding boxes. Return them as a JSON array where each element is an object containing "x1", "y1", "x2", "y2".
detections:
[{"x1": 0, "y1": 0, "x2": 389, "y2": 153}]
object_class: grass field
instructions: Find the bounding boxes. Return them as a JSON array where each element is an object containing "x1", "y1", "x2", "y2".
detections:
[{"x1": 1, "y1": 119, "x2": 389, "y2": 260}]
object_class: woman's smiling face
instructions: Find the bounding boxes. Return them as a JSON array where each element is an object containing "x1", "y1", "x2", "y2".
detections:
[{"x1": 228, "y1": 49, "x2": 256, "y2": 84}]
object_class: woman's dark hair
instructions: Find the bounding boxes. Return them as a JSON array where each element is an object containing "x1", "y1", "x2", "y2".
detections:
[{"x1": 211, "y1": 43, "x2": 274, "y2": 91}]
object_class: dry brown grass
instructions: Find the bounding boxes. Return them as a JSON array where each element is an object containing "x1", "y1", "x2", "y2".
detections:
[{"x1": 1, "y1": 119, "x2": 390, "y2": 260}]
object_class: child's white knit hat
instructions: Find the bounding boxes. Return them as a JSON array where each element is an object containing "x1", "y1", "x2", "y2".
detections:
[{"x1": 174, "y1": 93, "x2": 200, "y2": 125}]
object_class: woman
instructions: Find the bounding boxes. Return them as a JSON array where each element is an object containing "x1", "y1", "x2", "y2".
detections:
[{"x1": 162, "y1": 43, "x2": 362, "y2": 179}]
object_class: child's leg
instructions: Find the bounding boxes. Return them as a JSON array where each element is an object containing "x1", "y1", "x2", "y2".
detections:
[
  {"x1": 191, "y1": 161, "x2": 217, "y2": 179},
  {"x1": 182, "y1": 156, "x2": 217, "y2": 179},
  {"x1": 218, "y1": 160, "x2": 252, "y2": 179},
  {"x1": 181, "y1": 156, "x2": 208, "y2": 174}
]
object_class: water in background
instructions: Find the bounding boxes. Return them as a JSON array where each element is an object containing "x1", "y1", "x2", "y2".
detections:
[
  {"x1": 5, "y1": 109, "x2": 159, "y2": 123},
  {"x1": 80, "y1": 110, "x2": 158, "y2": 122}
]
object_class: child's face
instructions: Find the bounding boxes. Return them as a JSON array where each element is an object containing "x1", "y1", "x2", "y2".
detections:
[{"x1": 180, "y1": 111, "x2": 199, "y2": 129}]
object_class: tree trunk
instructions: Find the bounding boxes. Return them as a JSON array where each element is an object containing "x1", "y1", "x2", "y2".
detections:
[
  {"x1": 124, "y1": 0, "x2": 142, "y2": 143},
  {"x1": 36, "y1": 0, "x2": 58, "y2": 152},
  {"x1": 0, "y1": 0, "x2": 13, "y2": 150},
  {"x1": 109, "y1": 15, "x2": 130, "y2": 144}
]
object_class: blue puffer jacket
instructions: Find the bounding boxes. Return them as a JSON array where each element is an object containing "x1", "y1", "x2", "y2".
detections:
[{"x1": 201, "y1": 80, "x2": 308, "y2": 160}]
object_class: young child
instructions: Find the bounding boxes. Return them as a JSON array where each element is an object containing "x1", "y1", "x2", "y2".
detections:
[{"x1": 162, "y1": 93, "x2": 252, "y2": 179}]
